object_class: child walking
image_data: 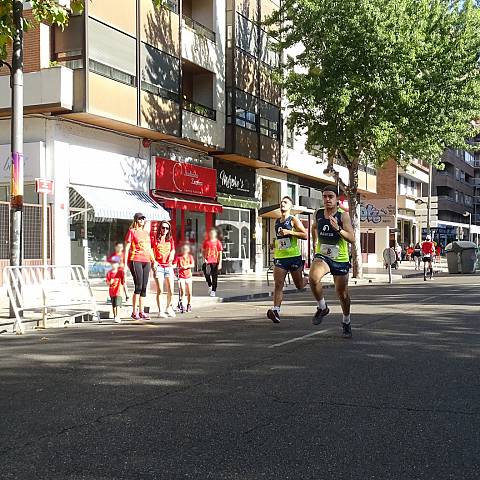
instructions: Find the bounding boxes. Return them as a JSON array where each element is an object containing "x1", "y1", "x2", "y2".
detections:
[
  {"x1": 175, "y1": 243, "x2": 195, "y2": 313},
  {"x1": 106, "y1": 259, "x2": 125, "y2": 323},
  {"x1": 202, "y1": 227, "x2": 223, "y2": 297}
]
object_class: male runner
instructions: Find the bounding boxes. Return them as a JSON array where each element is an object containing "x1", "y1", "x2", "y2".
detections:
[
  {"x1": 309, "y1": 186, "x2": 355, "y2": 338},
  {"x1": 267, "y1": 196, "x2": 308, "y2": 323},
  {"x1": 421, "y1": 235, "x2": 435, "y2": 280}
]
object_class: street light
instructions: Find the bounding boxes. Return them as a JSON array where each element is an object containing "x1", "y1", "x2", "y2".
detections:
[{"x1": 463, "y1": 212, "x2": 472, "y2": 242}]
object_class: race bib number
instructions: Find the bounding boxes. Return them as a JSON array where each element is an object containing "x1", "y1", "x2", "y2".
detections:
[
  {"x1": 276, "y1": 238, "x2": 292, "y2": 250},
  {"x1": 320, "y1": 243, "x2": 339, "y2": 259}
]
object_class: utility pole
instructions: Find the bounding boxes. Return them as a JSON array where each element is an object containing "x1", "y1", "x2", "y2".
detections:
[
  {"x1": 10, "y1": 0, "x2": 24, "y2": 270},
  {"x1": 426, "y1": 162, "x2": 433, "y2": 238}
]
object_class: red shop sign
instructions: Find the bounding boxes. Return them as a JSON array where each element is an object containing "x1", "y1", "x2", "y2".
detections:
[{"x1": 155, "y1": 157, "x2": 217, "y2": 198}]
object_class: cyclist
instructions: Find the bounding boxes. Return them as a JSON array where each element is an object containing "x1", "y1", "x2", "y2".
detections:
[
  {"x1": 267, "y1": 196, "x2": 308, "y2": 324},
  {"x1": 421, "y1": 235, "x2": 435, "y2": 280},
  {"x1": 309, "y1": 186, "x2": 355, "y2": 338}
]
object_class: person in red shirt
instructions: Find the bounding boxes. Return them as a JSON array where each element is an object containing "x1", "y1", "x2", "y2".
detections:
[
  {"x1": 175, "y1": 243, "x2": 195, "y2": 313},
  {"x1": 124, "y1": 212, "x2": 157, "y2": 320},
  {"x1": 105, "y1": 260, "x2": 125, "y2": 323},
  {"x1": 152, "y1": 221, "x2": 176, "y2": 318},
  {"x1": 202, "y1": 227, "x2": 223, "y2": 297},
  {"x1": 107, "y1": 241, "x2": 129, "y2": 300},
  {"x1": 421, "y1": 235, "x2": 435, "y2": 280}
]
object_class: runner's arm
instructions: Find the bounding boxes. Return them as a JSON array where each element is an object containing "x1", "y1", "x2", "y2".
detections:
[
  {"x1": 338, "y1": 212, "x2": 355, "y2": 244},
  {"x1": 289, "y1": 217, "x2": 308, "y2": 240}
]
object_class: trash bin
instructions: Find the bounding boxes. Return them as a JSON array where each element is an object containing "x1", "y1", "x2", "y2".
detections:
[{"x1": 445, "y1": 241, "x2": 477, "y2": 274}]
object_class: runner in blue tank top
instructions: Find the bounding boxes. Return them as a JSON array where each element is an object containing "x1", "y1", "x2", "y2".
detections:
[
  {"x1": 309, "y1": 186, "x2": 355, "y2": 338},
  {"x1": 267, "y1": 196, "x2": 308, "y2": 324}
]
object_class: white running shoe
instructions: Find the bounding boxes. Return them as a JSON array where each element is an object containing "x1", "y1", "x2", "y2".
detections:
[
  {"x1": 114, "y1": 316, "x2": 122, "y2": 324},
  {"x1": 209, "y1": 291, "x2": 216, "y2": 297},
  {"x1": 158, "y1": 311, "x2": 168, "y2": 319},
  {"x1": 166, "y1": 306, "x2": 176, "y2": 318},
  {"x1": 208, "y1": 286, "x2": 212, "y2": 295}
]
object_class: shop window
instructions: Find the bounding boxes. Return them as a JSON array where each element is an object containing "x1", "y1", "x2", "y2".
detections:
[
  {"x1": 240, "y1": 210, "x2": 250, "y2": 223},
  {"x1": 241, "y1": 226, "x2": 249, "y2": 258},
  {"x1": 88, "y1": 18, "x2": 137, "y2": 86},
  {"x1": 141, "y1": 43, "x2": 180, "y2": 101},
  {"x1": 216, "y1": 207, "x2": 250, "y2": 261},
  {"x1": 361, "y1": 232, "x2": 375, "y2": 254}
]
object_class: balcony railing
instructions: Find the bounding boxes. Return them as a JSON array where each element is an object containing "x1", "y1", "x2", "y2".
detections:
[
  {"x1": 182, "y1": 15, "x2": 216, "y2": 43},
  {"x1": 183, "y1": 99, "x2": 216, "y2": 121}
]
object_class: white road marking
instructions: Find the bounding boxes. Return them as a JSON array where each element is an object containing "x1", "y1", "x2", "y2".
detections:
[
  {"x1": 269, "y1": 328, "x2": 331, "y2": 348},
  {"x1": 268, "y1": 293, "x2": 442, "y2": 349}
]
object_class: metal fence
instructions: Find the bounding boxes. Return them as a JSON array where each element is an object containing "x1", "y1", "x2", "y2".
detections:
[{"x1": 3, "y1": 265, "x2": 98, "y2": 334}]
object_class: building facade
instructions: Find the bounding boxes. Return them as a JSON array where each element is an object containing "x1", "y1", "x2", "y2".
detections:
[{"x1": 0, "y1": 0, "x2": 377, "y2": 279}]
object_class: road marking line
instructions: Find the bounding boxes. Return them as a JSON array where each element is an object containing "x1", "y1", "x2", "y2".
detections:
[
  {"x1": 268, "y1": 293, "x2": 441, "y2": 349},
  {"x1": 269, "y1": 328, "x2": 331, "y2": 348}
]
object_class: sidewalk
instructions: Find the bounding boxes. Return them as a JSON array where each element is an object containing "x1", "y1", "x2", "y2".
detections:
[{"x1": 0, "y1": 258, "x2": 449, "y2": 327}]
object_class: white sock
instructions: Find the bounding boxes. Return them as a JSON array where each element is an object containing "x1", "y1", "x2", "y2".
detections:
[
  {"x1": 317, "y1": 298, "x2": 326, "y2": 310},
  {"x1": 343, "y1": 314, "x2": 351, "y2": 324},
  {"x1": 273, "y1": 306, "x2": 281, "y2": 312}
]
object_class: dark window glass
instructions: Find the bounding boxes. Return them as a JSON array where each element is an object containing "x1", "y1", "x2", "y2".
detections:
[{"x1": 141, "y1": 43, "x2": 180, "y2": 94}]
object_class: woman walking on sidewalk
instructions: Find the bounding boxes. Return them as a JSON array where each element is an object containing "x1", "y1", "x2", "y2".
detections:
[
  {"x1": 152, "y1": 221, "x2": 176, "y2": 318},
  {"x1": 202, "y1": 227, "x2": 223, "y2": 297},
  {"x1": 124, "y1": 212, "x2": 157, "y2": 320}
]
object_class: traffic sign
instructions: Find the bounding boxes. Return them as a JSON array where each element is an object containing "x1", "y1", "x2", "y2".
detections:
[{"x1": 35, "y1": 178, "x2": 54, "y2": 195}]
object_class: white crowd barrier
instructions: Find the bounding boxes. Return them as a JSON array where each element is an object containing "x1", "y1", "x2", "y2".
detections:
[{"x1": 3, "y1": 265, "x2": 99, "y2": 334}]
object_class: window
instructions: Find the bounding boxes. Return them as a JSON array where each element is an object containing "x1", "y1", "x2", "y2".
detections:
[
  {"x1": 260, "y1": 30, "x2": 279, "y2": 68},
  {"x1": 286, "y1": 126, "x2": 294, "y2": 149},
  {"x1": 299, "y1": 186, "x2": 310, "y2": 198},
  {"x1": 236, "y1": 13, "x2": 257, "y2": 57},
  {"x1": 259, "y1": 101, "x2": 280, "y2": 138},
  {"x1": 361, "y1": 232, "x2": 375, "y2": 254},
  {"x1": 216, "y1": 208, "x2": 250, "y2": 261},
  {"x1": 54, "y1": 15, "x2": 84, "y2": 69},
  {"x1": 227, "y1": 89, "x2": 257, "y2": 130},
  {"x1": 88, "y1": 19, "x2": 136, "y2": 85},
  {"x1": 455, "y1": 167, "x2": 461, "y2": 180},
  {"x1": 141, "y1": 43, "x2": 180, "y2": 100},
  {"x1": 287, "y1": 184, "x2": 296, "y2": 203}
]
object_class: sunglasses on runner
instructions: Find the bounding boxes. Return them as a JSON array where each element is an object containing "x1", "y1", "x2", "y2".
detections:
[{"x1": 160, "y1": 225, "x2": 170, "y2": 230}]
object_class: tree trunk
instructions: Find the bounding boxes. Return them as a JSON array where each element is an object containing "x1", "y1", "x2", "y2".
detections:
[{"x1": 347, "y1": 161, "x2": 362, "y2": 279}]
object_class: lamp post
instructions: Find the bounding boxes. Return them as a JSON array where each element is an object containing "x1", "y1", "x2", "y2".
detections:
[{"x1": 463, "y1": 212, "x2": 472, "y2": 242}]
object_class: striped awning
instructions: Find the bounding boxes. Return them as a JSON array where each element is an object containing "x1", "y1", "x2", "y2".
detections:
[{"x1": 71, "y1": 184, "x2": 170, "y2": 221}]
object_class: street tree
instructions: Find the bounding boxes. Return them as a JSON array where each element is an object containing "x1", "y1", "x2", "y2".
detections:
[{"x1": 265, "y1": 0, "x2": 480, "y2": 277}]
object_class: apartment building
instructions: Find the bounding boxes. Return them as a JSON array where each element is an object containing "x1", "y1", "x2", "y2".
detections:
[
  {"x1": 432, "y1": 148, "x2": 478, "y2": 246},
  {"x1": 0, "y1": 0, "x2": 376, "y2": 277}
]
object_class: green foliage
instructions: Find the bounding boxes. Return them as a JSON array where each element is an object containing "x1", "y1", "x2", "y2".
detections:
[
  {"x1": 266, "y1": 0, "x2": 480, "y2": 174},
  {"x1": 0, "y1": 0, "x2": 164, "y2": 60}
]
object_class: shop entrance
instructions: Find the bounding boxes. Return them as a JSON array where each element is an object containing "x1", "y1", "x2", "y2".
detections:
[{"x1": 173, "y1": 210, "x2": 212, "y2": 272}]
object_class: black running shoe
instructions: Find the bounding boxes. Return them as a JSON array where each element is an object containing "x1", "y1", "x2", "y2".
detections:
[
  {"x1": 267, "y1": 309, "x2": 281, "y2": 324},
  {"x1": 342, "y1": 322, "x2": 352, "y2": 339},
  {"x1": 312, "y1": 306, "x2": 329, "y2": 325}
]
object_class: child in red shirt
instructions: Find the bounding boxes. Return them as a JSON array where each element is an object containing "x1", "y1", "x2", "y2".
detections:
[
  {"x1": 105, "y1": 260, "x2": 125, "y2": 323},
  {"x1": 174, "y1": 243, "x2": 195, "y2": 313},
  {"x1": 202, "y1": 227, "x2": 223, "y2": 297}
]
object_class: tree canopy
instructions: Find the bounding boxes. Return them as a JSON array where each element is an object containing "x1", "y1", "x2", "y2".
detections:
[{"x1": 266, "y1": 0, "x2": 480, "y2": 172}]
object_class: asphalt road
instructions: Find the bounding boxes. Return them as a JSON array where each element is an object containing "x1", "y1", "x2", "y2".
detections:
[{"x1": 1, "y1": 276, "x2": 479, "y2": 480}]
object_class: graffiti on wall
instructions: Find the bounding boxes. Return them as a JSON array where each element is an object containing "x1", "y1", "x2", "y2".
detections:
[{"x1": 360, "y1": 199, "x2": 396, "y2": 227}]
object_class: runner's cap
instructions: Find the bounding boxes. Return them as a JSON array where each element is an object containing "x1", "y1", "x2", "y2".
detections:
[{"x1": 134, "y1": 212, "x2": 146, "y2": 221}]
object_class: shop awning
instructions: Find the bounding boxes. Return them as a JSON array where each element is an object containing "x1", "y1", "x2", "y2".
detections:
[
  {"x1": 217, "y1": 195, "x2": 260, "y2": 210},
  {"x1": 258, "y1": 204, "x2": 314, "y2": 218},
  {"x1": 151, "y1": 190, "x2": 223, "y2": 213},
  {"x1": 71, "y1": 185, "x2": 170, "y2": 221}
]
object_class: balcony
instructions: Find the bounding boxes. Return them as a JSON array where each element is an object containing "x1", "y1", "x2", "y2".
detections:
[
  {"x1": 397, "y1": 195, "x2": 416, "y2": 211},
  {"x1": 182, "y1": 15, "x2": 215, "y2": 42},
  {"x1": 183, "y1": 99, "x2": 216, "y2": 121},
  {"x1": 0, "y1": 66, "x2": 73, "y2": 117}
]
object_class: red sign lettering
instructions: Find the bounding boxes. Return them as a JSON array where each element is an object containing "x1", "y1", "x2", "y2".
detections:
[{"x1": 35, "y1": 178, "x2": 54, "y2": 195}]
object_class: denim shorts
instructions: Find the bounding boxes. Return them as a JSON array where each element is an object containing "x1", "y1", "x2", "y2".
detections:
[
  {"x1": 274, "y1": 256, "x2": 304, "y2": 272},
  {"x1": 314, "y1": 254, "x2": 351, "y2": 276},
  {"x1": 154, "y1": 265, "x2": 174, "y2": 280}
]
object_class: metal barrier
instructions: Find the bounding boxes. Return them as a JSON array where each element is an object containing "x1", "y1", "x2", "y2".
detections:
[{"x1": 3, "y1": 265, "x2": 99, "y2": 334}]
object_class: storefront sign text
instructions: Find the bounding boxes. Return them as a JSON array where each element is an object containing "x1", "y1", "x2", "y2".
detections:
[
  {"x1": 216, "y1": 161, "x2": 256, "y2": 198},
  {"x1": 155, "y1": 157, "x2": 217, "y2": 198}
]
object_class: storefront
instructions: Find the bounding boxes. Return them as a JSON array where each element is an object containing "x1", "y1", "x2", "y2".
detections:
[
  {"x1": 151, "y1": 157, "x2": 223, "y2": 270},
  {"x1": 214, "y1": 160, "x2": 259, "y2": 273}
]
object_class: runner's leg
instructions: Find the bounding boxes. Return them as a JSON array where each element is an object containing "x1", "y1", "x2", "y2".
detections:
[
  {"x1": 267, "y1": 266, "x2": 288, "y2": 323},
  {"x1": 290, "y1": 266, "x2": 306, "y2": 290},
  {"x1": 333, "y1": 274, "x2": 351, "y2": 317},
  {"x1": 309, "y1": 258, "x2": 330, "y2": 324}
]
